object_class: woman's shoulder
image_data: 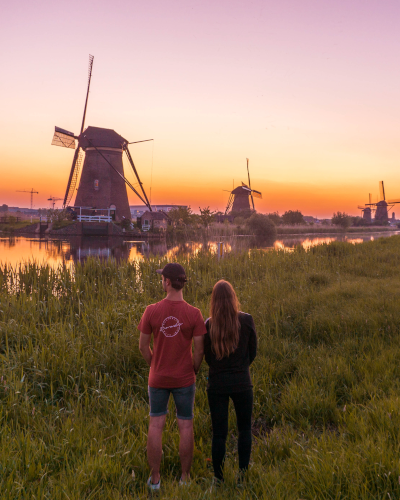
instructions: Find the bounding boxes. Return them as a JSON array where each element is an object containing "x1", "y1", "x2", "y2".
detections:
[{"x1": 239, "y1": 311, "x2": 253, "y2": 323}]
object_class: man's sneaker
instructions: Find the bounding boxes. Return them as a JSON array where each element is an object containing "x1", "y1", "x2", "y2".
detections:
[
  {"x1": 147, "y1": 477, "x2": 161, "y2": 491},
  {"x1": 179, "y1": 476, "x2": 190, "y2": 486}
]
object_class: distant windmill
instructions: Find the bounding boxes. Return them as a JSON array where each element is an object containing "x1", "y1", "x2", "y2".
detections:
[
  {"x1": 51, "y1": 55, "x2": 153, "y2": 220},
  {"x1": 358, "y1": 181, "x2": 400, "y2": 223},
  {"x1": 225, "y1": 159, "x2": 262, "y2": 214}
]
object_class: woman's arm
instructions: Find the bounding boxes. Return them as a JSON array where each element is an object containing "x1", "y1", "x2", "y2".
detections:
[{"x1": 248, "y1": 316, "x2": 257, "y2": 365}]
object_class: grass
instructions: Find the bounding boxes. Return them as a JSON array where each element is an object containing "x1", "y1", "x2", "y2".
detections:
[
  {"x1": 0, "y1": 219, "x2": 40, "y2": 232},
  {"x1": 2, "y1": 236, "x2": 400, "y2": 498}
]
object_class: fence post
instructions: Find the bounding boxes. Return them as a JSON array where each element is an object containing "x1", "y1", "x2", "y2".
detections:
[{"x1": 217, "y1": 242, "x2": 224, "y2": 259}]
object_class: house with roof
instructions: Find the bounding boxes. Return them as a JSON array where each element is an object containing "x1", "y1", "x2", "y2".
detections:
[{"x1": 139, "y1": 211, "x2": 171, "y2": 231}]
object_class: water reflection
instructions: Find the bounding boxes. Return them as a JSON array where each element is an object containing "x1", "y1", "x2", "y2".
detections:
[{"x1": 0, "y1": 231, "x2": 398, "y2": 267}]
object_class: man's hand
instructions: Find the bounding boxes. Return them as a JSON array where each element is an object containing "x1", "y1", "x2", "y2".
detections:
[
  {"x1": 139, "y1": 332, "x2": 153, "y2": 366},
  {"x1": 192, "y1": 335, "x2": 204, "y2": 374}
]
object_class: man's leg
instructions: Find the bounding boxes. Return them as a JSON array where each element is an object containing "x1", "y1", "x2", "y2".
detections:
[
  {"x1": 177, "y1": 418, "x2": 194, "y2": 481},
  {"x1": 147, "y1": 386, "x2": 170, "y2": 485},
  {"x1": 147, "y1": 415, "x2": 167, "y2": 484},
  {"x1": 172, "y1": 384, "x2": 196, "y2": 481}
]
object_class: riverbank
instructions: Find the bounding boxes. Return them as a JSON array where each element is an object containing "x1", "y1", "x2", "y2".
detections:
[{"x1": 1, "y1": 237, "x2": 400, "y2": 498}]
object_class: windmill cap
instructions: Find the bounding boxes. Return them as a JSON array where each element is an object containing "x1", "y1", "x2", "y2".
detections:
[{"x1": 156, "y1": 263, "x2": 187, "y2": 282}]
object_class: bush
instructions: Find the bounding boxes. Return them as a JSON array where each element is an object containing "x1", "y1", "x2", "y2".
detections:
[
  {"x1": 282, "y1": 210, "x2": 305, "y2": 225},
  {"x1": 266, "y1": 212, "x2": 282, "y2": 225},
  {"x1": 352, "y1": 216, "x2": 369, "y2": 227},
  {"x1": 332, "y1": 211, "x2": 351, "y2": 229},
  {"x1": 246, "y1": 213, "x2": 277, "y2": 238}
]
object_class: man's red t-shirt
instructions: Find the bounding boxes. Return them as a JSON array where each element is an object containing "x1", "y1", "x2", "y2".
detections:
[{"x1": 138, "y1": 299, "x2": 207, "y2": 389}]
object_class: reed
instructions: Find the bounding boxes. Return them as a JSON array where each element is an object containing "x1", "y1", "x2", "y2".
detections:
[{"x1": 1, "y1": 236, "x2": 400, "y2": 498}]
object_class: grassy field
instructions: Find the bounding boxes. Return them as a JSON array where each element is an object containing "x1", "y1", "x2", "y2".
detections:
[{"x1": 1, "y1": 236, "x2": 400, "y2": 498}]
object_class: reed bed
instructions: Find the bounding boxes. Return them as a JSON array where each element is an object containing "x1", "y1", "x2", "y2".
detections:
[{"x1": 1, "y1": 236, "x2": 400, "y2": 498}]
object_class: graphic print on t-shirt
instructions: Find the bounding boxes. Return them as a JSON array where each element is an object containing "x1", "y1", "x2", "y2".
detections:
[{"x1": 160, "y1": 316, "x2": 183, "y2": 338}]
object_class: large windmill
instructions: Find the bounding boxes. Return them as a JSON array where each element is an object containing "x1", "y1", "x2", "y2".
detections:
[
  {"x1": 51, "y1": 55, "x2": 152, "y2": 220},
  {"x1": 358, "y1": 181, "x2": 400, "y2": 223},
  {"x1": 225, "y1": 159, "x2": 262, "y2": 214}
]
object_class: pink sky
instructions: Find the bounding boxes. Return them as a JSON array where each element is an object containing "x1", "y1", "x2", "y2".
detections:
[{"x1": 1, "y1": 0, "x2": 399, "y2": 217}]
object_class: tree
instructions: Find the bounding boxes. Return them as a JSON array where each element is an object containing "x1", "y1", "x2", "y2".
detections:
[
  {"x1": 332, "y1": 211, "x2": 351, "y2": 229},
  {"x1": 199, "y1": 206, "x2": 216, "y2": 228},
  {"x1": 168, "y1": 206, "x2": 194, "y2": 226},
  {"x1": 266, "y1": 212, "x2": 282, "y2": 225},
  {"x1": 246, "y1": 213, "x2": 277, "y2": 238},
  {"x1": 282, "y1": 210, "x2": 304, "y2": 225},
  {"x1": 0, "y1": 204, "x2": 8, "y2": 213},
  {"x1": 230, "y1": 208, "x2": 254, "y2": 220}
]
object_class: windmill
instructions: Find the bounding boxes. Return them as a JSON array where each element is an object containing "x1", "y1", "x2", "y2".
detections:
[
  {"x1": 358, "y1": 193, "x2": 374, "y2": 223},
  {"x1": 225, "y1": 159, "x2": 262, "y2": 214},
  {"x1": 51, "y1": 55, "x2": 153, "y2": 221},
  {"x1": 358, "y1": 181, "x2": 400, "y2": 223}
]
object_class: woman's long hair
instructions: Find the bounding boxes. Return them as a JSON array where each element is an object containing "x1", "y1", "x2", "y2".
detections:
[{"x1": 209, "y1": 280, "x2": 240, "y2": 360}]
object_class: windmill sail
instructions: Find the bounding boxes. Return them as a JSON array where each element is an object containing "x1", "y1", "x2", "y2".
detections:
[
  {"x1": 252, "y1": 190, "x2": 262, "y2": 199},
  {"x1": 379, "y1": 181, "x2": 385, "y2": 201},
  {"x1": 63, "y1": 148, "x2": 83, "y2": 207},
  {"x1": 51, "y1": 127, "x2": 76, "y2": 149}
]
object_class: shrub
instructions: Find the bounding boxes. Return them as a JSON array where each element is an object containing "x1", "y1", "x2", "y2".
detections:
[
  {"x1": 332, "y1": 211, "x2": 351, "y2": 229},
  {"x1": 246, "y1": 213, "x2": 277, "y2": 238},
  {"x1": 266, "y1": 211, "x2": 282, "y2": 225},
  {"x1": 282, "y1": 210, "x2": 304, "y2": 225}
]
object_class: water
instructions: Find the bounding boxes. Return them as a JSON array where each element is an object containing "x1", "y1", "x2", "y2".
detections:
[{"x1": 1, "y1": 231, "x2": 399, "y2": 268}]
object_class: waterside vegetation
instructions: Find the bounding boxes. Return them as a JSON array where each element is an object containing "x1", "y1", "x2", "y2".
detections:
[{"x1": 1, "y1": 237, "x2": 400, "y2": 498}]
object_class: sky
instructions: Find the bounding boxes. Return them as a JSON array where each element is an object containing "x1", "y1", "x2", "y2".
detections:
[{"x1": 1, "y1": 0, "x2": 399, "y2": 217}]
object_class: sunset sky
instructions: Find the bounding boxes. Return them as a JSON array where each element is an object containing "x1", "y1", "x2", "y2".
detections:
[{"x1": 1, "y1": 0, "x2": 399, "y2": 217}]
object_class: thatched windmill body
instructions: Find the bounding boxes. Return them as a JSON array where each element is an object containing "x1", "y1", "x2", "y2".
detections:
[
  {"x1": 51, "y1": 55, "x2": 152, "y2": 220},
  {"x1": 225, "y1": 159, "x2": 262, "y2": 214}
]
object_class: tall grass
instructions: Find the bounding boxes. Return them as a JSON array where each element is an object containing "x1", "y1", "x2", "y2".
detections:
[{"x1": 2, "y1": 237, "x2": 400, "y2": 498}]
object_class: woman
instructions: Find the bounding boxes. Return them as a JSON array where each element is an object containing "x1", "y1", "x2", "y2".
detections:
[{"x1": 204, "y1": 280, "x2": 257, "y2": 483}]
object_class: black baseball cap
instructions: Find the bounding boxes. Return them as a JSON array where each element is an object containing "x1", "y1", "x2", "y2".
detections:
[{"x1": 156, "y1": 263, "x2": 187, "y2": 282}]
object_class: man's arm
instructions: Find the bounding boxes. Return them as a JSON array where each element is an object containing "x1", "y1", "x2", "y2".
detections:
[
  {"x1": 139, "y1": 332, "x2": 153, "y2": 366},
  {"x1": 192, "y1": 335, "x2": 204, "y2": 374}
]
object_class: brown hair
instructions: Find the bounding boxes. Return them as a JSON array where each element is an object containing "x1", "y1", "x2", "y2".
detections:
[{"x1": 209, "y1": 280, "x2": 240, "y2": 360}]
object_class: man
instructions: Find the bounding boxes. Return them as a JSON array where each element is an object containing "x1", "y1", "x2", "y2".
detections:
[{"x1": 138, "y1": 263, "x2": 206, "y2": 491}]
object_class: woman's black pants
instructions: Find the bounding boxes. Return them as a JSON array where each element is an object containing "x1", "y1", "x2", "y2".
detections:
[{"x1": 207, "y1": 388, "x2": 253, "y2": 480}]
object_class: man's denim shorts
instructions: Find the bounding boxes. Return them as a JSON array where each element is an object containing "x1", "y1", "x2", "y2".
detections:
[{"x1": 148, "y1": 383, "x2": 196, "y2": 420}]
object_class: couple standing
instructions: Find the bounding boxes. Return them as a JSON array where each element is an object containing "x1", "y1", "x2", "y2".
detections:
[{"x1": 138, "y1": 263, "x2": 257, "y2": 490}]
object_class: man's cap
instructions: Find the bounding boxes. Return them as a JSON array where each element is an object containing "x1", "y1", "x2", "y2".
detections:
[{"x1": 156, "y1": 263, "x2": 187, "y2": 282}]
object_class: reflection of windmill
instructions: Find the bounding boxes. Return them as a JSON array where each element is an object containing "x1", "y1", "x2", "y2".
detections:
[
  {"x1": 225, "y1": 159, "x2": 262, "y2": 214},
  {"x1": 51, "y1": 55, "x2": 153, "y2": 220},
  {"x1": 359, "y1": 181, "x2": 400, "y2": 223}
]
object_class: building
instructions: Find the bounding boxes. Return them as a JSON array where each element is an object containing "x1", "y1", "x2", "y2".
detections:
[
  {"x1": 130, "y1": 204, "x2": 187, "y2": 221},
  {"x1": 139, "y1": 211, "x2": 171, "y2": 231}
]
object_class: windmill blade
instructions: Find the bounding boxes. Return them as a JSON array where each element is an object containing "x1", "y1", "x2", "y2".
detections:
[
  {"x1": 63, "y1": 147, "x2": 82, "y2": 207},
  {"x1": 80, "y1": 55, "x2": 94, "y2": 134},
  {"x1": 225, "y1": 193, "x2": 234, "y2": 214},
  {"x1": 379, "y1": 181, "x2": 385, "y2": 201},
  {"x1": 358, "y1": 205, "x2": 366, "y2": 210},
  {"x1": 387, "y1": 198, "x2": 400, "y2": 204},
  {"x1": 246, "y1": 158, "x2": 255, "y2": 210},
  {"x1": 123, "y1": 145, "x2": 152, "y2": 211},
  {"x1": 252, "y1": 190, "x2": 262, "y2": 199},
  {"x1": 369, "y1": 193, "x2": 372, "y2": 204},
  {"x1": 52, "y1": 127, "x2": 76, "y2": 149}
]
